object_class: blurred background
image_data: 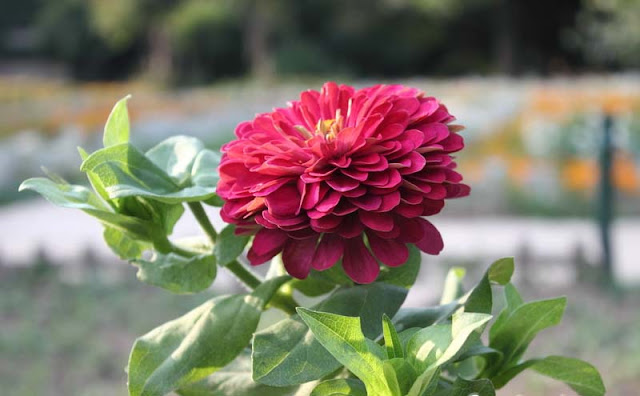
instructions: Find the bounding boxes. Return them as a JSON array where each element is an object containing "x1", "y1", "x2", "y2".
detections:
[{"x1": 1, "y1": 0, "x2": 639, "y2": 395}]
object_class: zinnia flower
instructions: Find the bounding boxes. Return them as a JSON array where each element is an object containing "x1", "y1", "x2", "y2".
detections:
[{"x1": 217, "y1": 82, "x2": 469, "y2": 284}]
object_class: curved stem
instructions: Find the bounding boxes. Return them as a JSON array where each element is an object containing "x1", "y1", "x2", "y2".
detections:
[
  {"x1": 188, "y1": 202, "x2": 217, "y2": 243},
  {"x1": 269, "y1": 292, "x2": 298, "y2": 315},
  {"x1": 187, "y1": 202, "x2": 299, "y2": 315},
  {"x1": 226, "y1": 259, "x2": 263, "y2": 289},
  {"x1": 226, "y1": 259, "x2": 298, "y2": 315},
  {"x1": 170, "y1": 243, "x2": 197, "y2": 257}
]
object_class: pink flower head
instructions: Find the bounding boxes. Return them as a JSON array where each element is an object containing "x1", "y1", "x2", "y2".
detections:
[{"x1": 217, "y1": 82, "x2": 469, "y2": 284}]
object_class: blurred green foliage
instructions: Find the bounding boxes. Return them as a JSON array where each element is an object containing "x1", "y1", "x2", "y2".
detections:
[
  {"x1": 0, "y1": 265, "x2": 213, "y2": 396},
  {"x1": 1, "y1": 0, "x2": 637, "y2": 84},
  {"x1": 568, "y1": 0, "x2": 640, "y2": 68}
]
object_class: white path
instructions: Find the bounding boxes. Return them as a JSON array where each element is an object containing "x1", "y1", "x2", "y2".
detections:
[{"x1": 1, "y1": 200, "x2": 638, "y2": 288}]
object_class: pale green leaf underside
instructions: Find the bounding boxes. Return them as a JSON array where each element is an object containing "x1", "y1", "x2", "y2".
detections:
[{"x1": 134, "y1": 253, "x2": 217, "y2": 294}]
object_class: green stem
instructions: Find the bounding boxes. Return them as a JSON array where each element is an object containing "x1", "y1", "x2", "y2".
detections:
[
  {"x1": 226, "y1": 259, "x2": 263, "y2": 289},
  {"x1": 170, "y1": 243, "x2": 197, "y2": 257},
  {"x1": 226, "y1": 260, "x2": 298, "y2": 315},
  {"x1": 188, "y1": 202, "x2": 218, "y2": 243},
  {"x1": 187, "y1": 202, "x2": 299, "y2": 315},
  {"x1": 269, "y1": 289, "x2": 299, "y2": 315}
]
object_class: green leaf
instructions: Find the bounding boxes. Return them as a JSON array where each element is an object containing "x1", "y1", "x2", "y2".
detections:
[
  {"x1": 84, "y1": 208, "x2": 166, "y2": 243},
  {"x1": 447, "y1": 377, "x2": 495, "y2": 396},
  {"x1": 19, "y1": 177, "x2": 109, "y2": 211},
  {"x1": 79, "y1": 146, "x2": 115, "y2": 205},
  {"x1": 406, "y1": 324, "x2": 451, "y2": 373},
  {"x1": 463, "y1": 257, "x2": 515, "y2": 314},
  {"x1": 398, "y1": 327, "x2": 421, "y2": 350},
  {"x1": 453, "y1": 344, "x2": 502, "y2": 365},
  {"x1": 253, "y1": 283, "x2": 407, "y2": 386},
  {"x1": 128, "y1": 277, "x2": 289, "y2": 396},
  {"x1": 81, "y1": 143, "x2": 216, "y2": 203},
  {"x1": 378, "y1": 244, "x2": 421, "y2": 288},
  {"x1": 134, "y1": 253, "x2": 216, "y2": 294},
  {"x1": 289, "y1": 276, "x2": 336, "y2": 297},
  {"x1": 103, "y1": 226, "x2": 149, "y2": 260},
  {"x1": 311, "y1": 379, "x2": 367, "y2": 396},
  {"x1": 157, "y1": 201, "x2": 185, "y2": 235},
  {"x1": 86, "y1": 146, "x2": 186, "y2": 232},
  {"x1": 407, "y1": 312, "x2": 492, "y2": 373},
  {"x1": 445, "y1": 312, "x2": 492, "y2": 365},
  {"x1": 103, "y1": 95, "x2": 131, "y2": 147},
  {"x1": 531, "y1": 356, "x2": 605, "y2": 396},
  {"x1": 489, "y1": 358, "x2": 535, "y2": 389},
  {"x1": 309, "y1": 262, "x2": 354, "y2": 286},
  {"x1": 440, "y1": 267, "x2": 466, "y2": 305},
  {"x1": 297, "y1": 308, "x2": 390, "y2": 395},
  {"x1": 383, "y1": 358, "x2": 417, "y2": 396},
  {"x1": 487, "y1": 257, "x2": 515, "y2": 284},
  {"x1": 128, "y1": 295, "x2": 255, "y2": 396},
  {"x1": 406, "y1": 367, "x2": 440, "y2": 396},
  {"x1": 146, "y1": 136, "x2": 205, "y2": 185},
  {"x1": 382, "y1": 314, "x2": 403, "y2": 359},
  {"x1": 176, "y1": 350, "x2": 297, "y2": 396},
  {"x1": 489, "y1": 297, "x2": 567, "y2": 368},
  {"x1": 191, "y1": 149, "x2": 222, "y2": 188},
  {"x1": 204, "y1": 194, "x2": 225, "y2": 207},
  {"x1": 392, "y1": 303, "x2": 459, "y2": 333},
  {"x1": 116, "y1": 196, "x2": 184, "y2": 237},
  {"x1": 19, "y1": 177, "x2": 168, "y2": 246},
  {"x1": 492, "y1": 356, "x2": 605, "y2": 396},
  {"x1": 214, "y1": 225, "x2": 250, "y2": 267},
  {"x1": 504, "y1": 282, "x2": 523, "y2": 308},
  {"x1": 284, "y1": 256, "x2": 336, "y2": 296},
  {"x1": 82, "y1": 143, "x2": 176, "y2": 194},
  {"x1": 489, "y1": 283, "x2": 523, "y2": 341}
]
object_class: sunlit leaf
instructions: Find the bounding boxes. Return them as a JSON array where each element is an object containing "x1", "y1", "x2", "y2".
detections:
[
  {"x1": 253, "y1": 283, "x2": 407, "y2": 386},
  {"x1": 311, "y1": 379, "x2": 367, "y2": 396},
  {"x1": 103, "y1": 95, "x2": 131, "y2": 147},
  {"x1": 298, "y1": 308, "x2": 390, "y2": 395}
]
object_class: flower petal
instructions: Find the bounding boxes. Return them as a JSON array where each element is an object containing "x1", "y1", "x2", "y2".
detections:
[
  {"x1": 248, "y1": 228, "x2": 288, "y2": 265},
  {"x1": 415, "y1": 218, "x2": 444, "y2": 255},
  {"x1": 266, "y1": 183, "x2": 301, "y2": 216},
  {"x1": 326, "y1": 174, "x2": 360, "y2": 192},
  {"x1": 367, "y1": 232, "x2": 409, "y2": 267},
  {"x1": 359, "y1": 211, "x2": 394, "y2": 232},
  {"x1": 316, "y1": 190, "x2": 342, "y2": 212},
  {"x1": 342, "y1": 237, "x2": 379, "y2": 284},
  {"x1": 337, "y1": 215, "x2": 364, "y2": 238},
  {"x1": 282, "y1": 235, "x2": 319, "y2": 279},
  {"x1": 312, "y1": 233, "x2": 344, "y2": 270}
]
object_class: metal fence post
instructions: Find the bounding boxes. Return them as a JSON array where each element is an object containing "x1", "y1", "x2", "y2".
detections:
[{"x1": 598, "y1": 114, "x2": 614, "y2": 285}]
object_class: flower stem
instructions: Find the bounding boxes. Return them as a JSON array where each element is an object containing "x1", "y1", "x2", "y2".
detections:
[
  {"x1": 269, "y1": 292, "x2": 299, "y2": 316},
  {"x1": 226, "y1": 259, "x2": 263, "y2": 289},
  {"x1": 226, "y1": 259, "x2": 297, "y2": 314},
  {"x1": 188, "y1": 202, "x2": 217, "y2": 243},
  {"x1": 170, "y1": 242, "x2": 197, "y2": 257},
  {"x1": 187, "y1": 202, "x2": 299, "y2": 315}
]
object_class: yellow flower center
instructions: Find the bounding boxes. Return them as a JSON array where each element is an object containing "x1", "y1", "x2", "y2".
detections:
[
  {"x1": 315, "y1": 109, "x2": 344, "y2": 142},
  {"x1": 295, "y1": 109, "x2": 345, "y2": 142}
]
